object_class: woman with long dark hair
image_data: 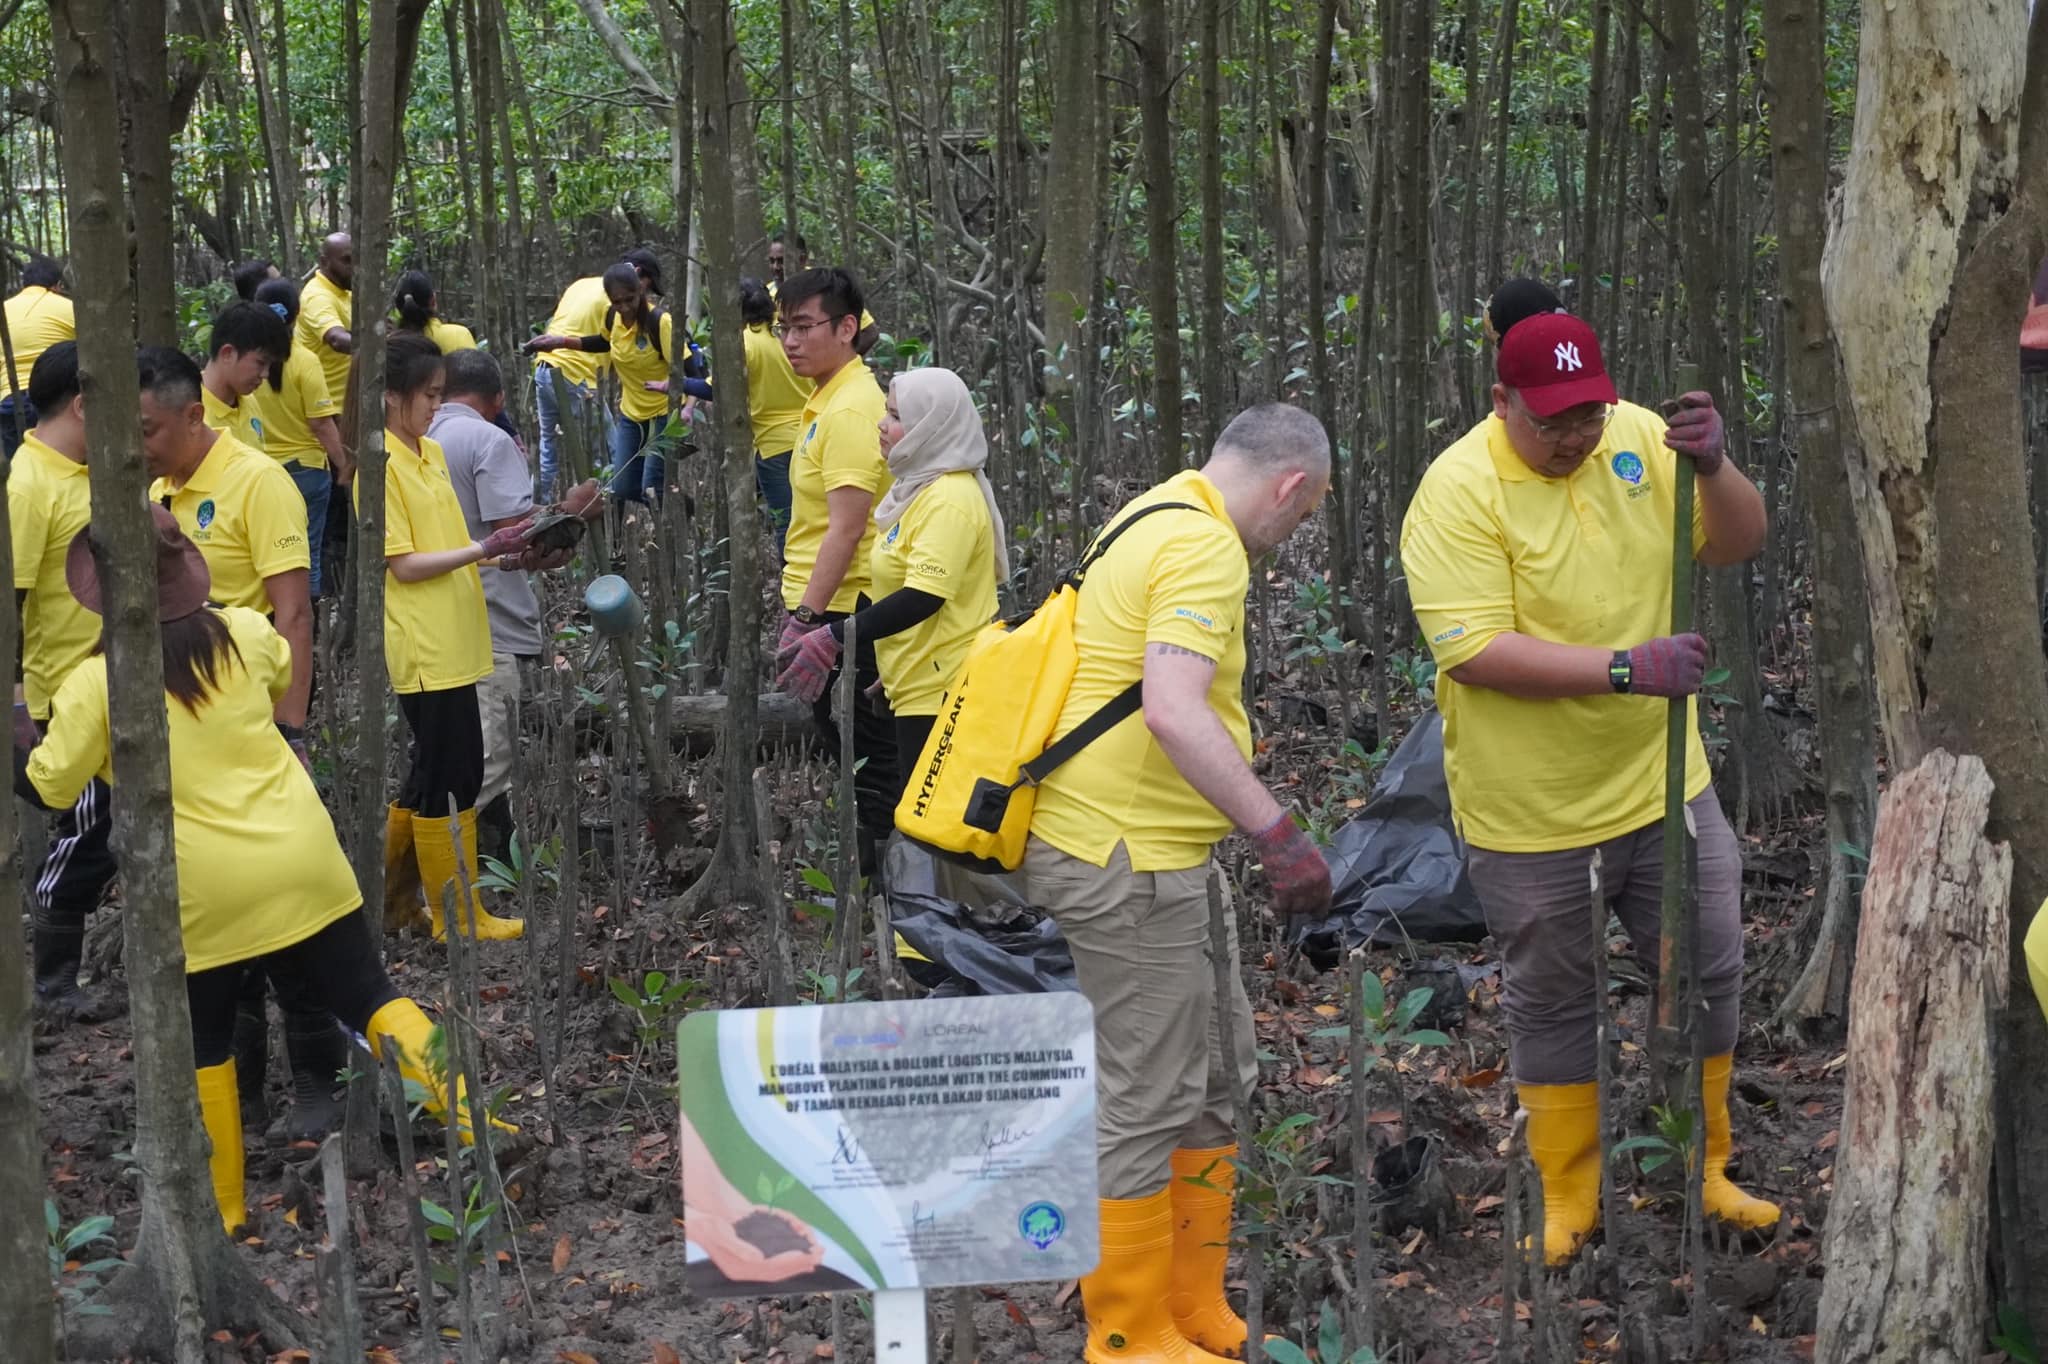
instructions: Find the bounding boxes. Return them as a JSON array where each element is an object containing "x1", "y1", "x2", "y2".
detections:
[
  {"x1": 393, "y1": 268, "x2": 478, "y2": 354},
  {"x1": 370, "y1": 333, "x2": 531, "y2": 941},
  {"x1": 17, "y1": 506, "x2": 513, "y2": 1232},
  {"x1": 246, "y1": 276, "x2": 349, "y2": 598}
]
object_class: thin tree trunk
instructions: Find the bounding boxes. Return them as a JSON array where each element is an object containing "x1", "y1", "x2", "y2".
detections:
[
  {"x1": 1453, "y1": 0, "x2": 1484, "y2": 422},
  {"x1": 1043, "y1": 0, "x2": 1098, "y2": 405},
  {"x1": 1305, "y1": 0, "x2": 1359, "y2": 638},
  {"x1": 1134, "y1": 0, "x2": 1184, "y2": 479},
  {"x1": 442, "y1": 0, "x2": 482, "y2": 319},
  {"x1": 1197, "y1": 0, "x2": 1225, "y2": 452},
  {"x1": 118, "y1": 0, "x2": 175, "y2": 343},
  {"x1": 1483, "y1": 0, "x2": 1519, "y2": 284},
  {"x1": 231, "y1": 0, "x2": 298, "y2": 264},
  {"x1": 1580, "y1": 0, "x2": 1611, "y2": 294}
]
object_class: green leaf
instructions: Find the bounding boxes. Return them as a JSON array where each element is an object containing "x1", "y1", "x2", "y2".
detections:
[
  {"x1": 1702, "y1": 667, "x2": 1730, "y2": 686},
  {"x1": 800, "y1": 866, "x2": 836, "y2": 894},
  {"x1": 609, "y1": 977, "x2": 644, "y2": 1008},
  {"x1": 643, "y1": 970, "x2": 668, "y2": 994},
  {"x1": 63, "y1": 1216, "x2": 115, "y2": 1253},
  {"x1": 756, "y1": 1171, "x2": 776, "y2": 1204},
  {"x1": 419, "y1": 1198, "x2": 456, "y2": 1229},
  {"x1": 1358, "y1": 969, "x2": 1386, "y2": 1021},
  {"x1": 1608, "y1": 1135, "x2": 1674, "y2": 1159},
  {"x1": 1391, "y1": 987, "x2": 1433, "y2": 1032},
  {"x1": 1262, "y1": 1341, "x2": 1313, "y2": 1364},
  {"x1": 1317, "y1": 1299, "x2": 1344, "y2": 1364},
  {"x1": 1401, "y1": 1029, "x2": 1452, "y2": 1048}
]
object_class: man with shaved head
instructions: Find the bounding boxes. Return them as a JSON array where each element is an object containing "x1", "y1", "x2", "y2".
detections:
[
  {"x1": 296, "y1": 234, "x2": 356, "y2": 433},
  {"x1": 1025, "y1": 403, "x2": 1332, "y2": 1364}
]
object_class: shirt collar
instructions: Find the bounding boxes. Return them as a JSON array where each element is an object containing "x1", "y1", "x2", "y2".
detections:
[
  {"x1": 433, "y1": 401, "x2": 487, "y2": 426},
  {"x1": 170, "y1": 430, "x2": 236, "y2": 494},
  {"x1": 807, "y1": 356, "x2": 872, "y2": 410},
  {"x1": 20, "y1": 431, "x2": 86, "y2": 475}
]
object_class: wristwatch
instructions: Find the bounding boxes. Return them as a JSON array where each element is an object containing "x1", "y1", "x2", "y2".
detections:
[
  {"x1": 792, "y1": 605, "x2": 823, "y2": 626},
  {"x1": 1609, "y1": 651, "x2": 1633, "y2": 694}
]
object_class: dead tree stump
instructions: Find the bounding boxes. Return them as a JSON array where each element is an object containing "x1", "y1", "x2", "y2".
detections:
[{"x1": 1816, "y1": 749, "x2": 2010, "y2": 1363}]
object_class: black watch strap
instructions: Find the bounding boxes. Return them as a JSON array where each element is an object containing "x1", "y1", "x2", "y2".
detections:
[
  {"x1": 792, "y1": 604, "x2": 823, "y2": 626},
  {"x1": 1609, "y1": 650, "x2": 1633, "y2": 694}
]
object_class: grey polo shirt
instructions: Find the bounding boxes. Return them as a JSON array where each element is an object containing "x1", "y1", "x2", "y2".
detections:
[{"x1": 427, "y1": 401, "x2": 544, "y2": 657}]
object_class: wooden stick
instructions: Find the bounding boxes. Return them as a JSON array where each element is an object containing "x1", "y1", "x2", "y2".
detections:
[
  {"x1": 316, "y1": 1137, "x2": 364, "y2": 1362},
  {"x1": 1589, "y1": 849, "x2": 1621, "y2": 1294},
  {"x1": 380, "y1": 1039, "x2": 440, "y2": 1348},
  {"x1": 752, "y1": 769, "x2": 795, "y2": 1006},
  {"x1": 1346, "y1": 947, "x2": 1377, "y2": 1355},
  {"x1": 1497, "y1": 1107, "x2": 1527, "y2": 1362},
  {"x1": 1208, "y1": 869, "x2": 1263, "y2": 1364},
  {"x1": 1652, "y1": 362, "x2": 1700, "y2": 1108},
  {"x1": 835, "y1": 615, "x2": 861, "y2": 994}
]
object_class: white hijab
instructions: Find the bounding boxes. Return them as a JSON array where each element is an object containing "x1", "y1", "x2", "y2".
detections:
[{"x1": 872, "y1": 367, "x2": 1010, "y2": 582}]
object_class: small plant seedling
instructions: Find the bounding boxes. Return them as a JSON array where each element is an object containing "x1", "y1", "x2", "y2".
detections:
[
  {"x1": 1310, "y1": 973, "x2": 1454, "y2": 1077},
  {"x1": 420, "y1": 1180, "x2": 499, "y2": 1285},
  {"x1": 1610, "y1": 1102, "x2": 1701, "y2": 1180},
  {"x1": 754, "y1": 1171, "x2": 798, "y2": 1209},
  {"x1": 1261, "y1": 1298, "x2": 1380, "y2": 1364},
  {"x1": 608, "y1": 969, "x2": 698, "y2": 1051},
  {"x1": 804, "y1": 967, "x2": 866, "y2": 1004},
  {"x1": 46, "y1": 1200, "x2": 121, "y2": 1319}
]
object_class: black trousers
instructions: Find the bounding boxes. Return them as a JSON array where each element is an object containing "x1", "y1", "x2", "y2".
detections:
[
  {"x1": 812, "y1": 604, "x2": 900, "y2": 854},
  {"x1": 34, "y1": 774, "x2": 117, "y2": 925},
  {"x1": 894, "y1": 713, "x2": 937, "y2": 807},
  {"x1": 397, "y1": 684, "x2": 484, "y2": 818},
  {"x1": 189, "y1": 914, "x2": 398, "y2": 1069}
]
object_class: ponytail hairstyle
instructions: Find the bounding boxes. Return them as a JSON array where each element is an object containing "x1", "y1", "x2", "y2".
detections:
[
  {"x1": 251, "y1": 277, "x2": 301, "y2": 391},
  {"x1": 601, "y1": 261, "x2": 663, "y2": 359},
  {"x1": 393, "y1": 269, "x2": 437, "y2": 333}
]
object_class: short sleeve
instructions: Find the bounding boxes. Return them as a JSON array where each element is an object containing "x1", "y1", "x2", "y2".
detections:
[
  {"x1": 472, "y1": 430, "x2": 535, "y2": 524},
  {"x1": 818, "y1": 410, "x2": 885, "y2": 494},
  {"x1": 900, "y1": 495, "x2": 983, "y2": 602},
  {"x1": 297, "y1": 352, "x2": 340, "y2": 418},
  {"x1": 28, "y1": 662, "x2": 110, "y2": 809},
  {"x1": 1143, "y1": 528, "x2": 1247, "y2": 661},
  {"x1": 244, "y1": 464, "x2": 311, "y2": 579},
  {"x1": 1401, "y1": 476, "x2": 1516, "y2": 672},
  {"x1": 10, "y1": 472, "x2": 45, "y2": 591},
  {"x1": 301, "y1": 286, "x2": 345, "y2": 338}
]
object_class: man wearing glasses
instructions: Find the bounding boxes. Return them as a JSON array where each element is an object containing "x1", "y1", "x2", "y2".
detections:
[
  {"x1": 1400, "y1": 312, "x2": 1773, "y2": 1263},
  {"x1": 774, "y1": 267, "x2": 899, "y2": 879}
]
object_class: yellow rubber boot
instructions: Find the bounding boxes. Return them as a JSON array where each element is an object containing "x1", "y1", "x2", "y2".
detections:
[
  {"x1": 383, "y1": 804, "x2": 426, "y2": 934},
  {"x1": 364, "y1": 997, "x2": 517, "y2": 1141},
  {"x1": 1701, "y1": 1054, "x2": 1781, "y2": 1231},
  {"x1": 1521, "y1": 1081, "x2": 1601, "y2": 1265},
  {"x1": 195, "y1": 1060, "x2": 246, "y2": 1234},
  {"x1": 1167, "y1": 1146, "x2": 1247, "y2": 1357},
  {"x1": 1082, "y1": 1188, "x2": 1239, "y2": 1364},
  {"x1": 414, "y1": 809, "x2": 524, "y2": 941}
]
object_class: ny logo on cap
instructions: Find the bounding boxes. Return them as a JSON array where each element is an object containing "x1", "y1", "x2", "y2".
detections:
[{"x1": 1554, "y1": 341, "x2": 1583, "y2": 372}]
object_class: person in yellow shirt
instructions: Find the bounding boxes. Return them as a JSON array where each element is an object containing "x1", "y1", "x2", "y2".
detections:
[
  {"x1": 740, "y1": 277, "x2": 811, "y2": 559},
  {"x1": 199, "y1": 301, "x2": 290, "y2": 454},
  {"x1": 1022, "y1": 406, "x2": 1331, "y2": 1364},
  {"x1": 1400, "y1": 312, "x2": 1775, "y2": 1264},
  {"x1": 393, "y1": 268, "x2": 479, "y2": 353},
  {"x1": 773, "y1": 267, "x2": 897, "y2": 874},
  {"x1": 18, "y1": 505, "x2": 511, "y2": 1233},
  {"x1": 777, "y1": 366, "x2": 1003, "y2": 783},
  {"x1": 296, "y1": 233, "x2": 356, "y2": 424},
  {"x1": 370, "y1": 332, "x2": 533, "y2": 942},
  {"x1": 1, "y1": 255, "x2": 75, "y2": 457},
  {"x1": 249, "y1": 277, "x2": 349, "y2": 598},
  {"x1": 8, "y1": 342, "x2": 117, "y2": 1024},
  {"x1": 598, "y1": 261, "x2": 710, "y2": 508},
  {"x1": 523, "y1": 250, "x2": 662, "y2": 501}
]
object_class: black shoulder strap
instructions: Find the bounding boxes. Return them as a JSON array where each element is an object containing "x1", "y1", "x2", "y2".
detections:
[{"x1": 1014, "y1": 498, "x2": 1208, "y2": 788}]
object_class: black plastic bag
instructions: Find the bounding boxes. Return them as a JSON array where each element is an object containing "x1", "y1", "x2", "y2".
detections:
[{"x1": 886, "y1": 838, "x2": 1078, "y2": 995}]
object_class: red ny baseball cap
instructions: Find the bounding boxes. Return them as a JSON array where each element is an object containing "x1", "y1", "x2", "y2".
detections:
[{"x1": 1496, "y1": 312, "x2": 1620, "y2": 417}]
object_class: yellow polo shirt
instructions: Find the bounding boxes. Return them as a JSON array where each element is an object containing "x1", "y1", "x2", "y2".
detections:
[
  {"x1": 782, "y1": 359, "x2": 890, "y2": 612},
  {"x1": 8, "y1": 433, "x2": 97, "y2": 719},
  {"x1": 609, "y1": 310, "x2": 675, "y2": 422},
  {"x1": 870, "y1": 472, "x2": 1001, "y2": 716},
  {"x1": 535, "y1": 276, "x2": 611, "y2": 389},
  {"x1": 371, "y1": 430, "x2": 492, "y2": 693},
  {"x1": 202, "y1": 382, "x2": 266, "y2": 453},
  {"x1": 27, "y1": 607, "x2": 360, "y2": 972},
  {"x1": 1031, "y1": 472, "x2": 1245, "y2": 871},
  {"x1": 1401, "y1": 402, "x2": 1711, "y2": 853},
  {"x1": 744, "y1": 322, "x2": 812, "y2": 457},
  {"x1": 423, "y1": 318, "x2": 478, "y2": 353},
  {"x1": 1, "y1": 286, "x2": 75, "y2": 398},
  {"x1": 151, "y1": 432, "x2": 310, "y2": 614},
  {"x1": 296, "y1": 272, "x2": 354, "y2": 412},
  {"x1": 243, "y1": 345, "x2": 341, "y2": 468}
]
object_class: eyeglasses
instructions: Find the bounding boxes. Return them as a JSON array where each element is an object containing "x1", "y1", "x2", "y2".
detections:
[
  {"x1": 1513, "y1": 396, "x2": 1612, "y2": 444},
  {"x1": 774, "y1": 314, "x2": 848, "y2": 341}
]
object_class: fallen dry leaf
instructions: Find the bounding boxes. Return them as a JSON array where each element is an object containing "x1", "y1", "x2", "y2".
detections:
[
  {"x1": 553, "y1": 1233, "x2": 573, "y2": 1274},
  {"x1": 814, "y1": 1345, "x2": 837, "y2": 1360},
  {"x1": 652, "y1": 1345, "x2": 683, "y2": 1364},
  {"x1": 1815, "y1": 1129, "x2": 1839, "y2": 1153},
  {"x1": 1460, "y1": 1067, "x2": 1503, "y2": 1089},
  {"x1": 1472, "y1": 1194, "x2": 1505, "y2": 1216},
  {"x1": 1751, "y1": 1316, "x2": 1768, "y2": 1334},
  {"x1": 558, "y1": 1352, "x2": 602, "y2": 1364}
]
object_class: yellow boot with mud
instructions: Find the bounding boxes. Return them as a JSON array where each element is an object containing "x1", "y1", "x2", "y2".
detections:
[
  {"x1": 414, "y1": 808, "x2": 524, "y2": 941},
  {"x1": 1167, "y1": 1145, "x2": 1248, "y2": 1357},
  {"x1": 1701, "y1": 1054, "x2": 1780, "y2": 1231},
  {"x1": 1082, "y1": 1189, "x2": 1240, "y2": 1364},
  {"x1": 383, "y1": 803, "x2": 426, "y2": 934},
  {"x1": 364, "y1": 997, "x2": 518, "y2": 1141},
  {"x1": 196, "y1": 1059, "x2": 246, "y2": 1234},
  {"x1": 1521, "y1": 1081, "x2": 1600, "y2": 1265}
]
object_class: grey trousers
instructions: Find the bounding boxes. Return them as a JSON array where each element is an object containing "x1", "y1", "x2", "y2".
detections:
[
  {"x1": 1466, "y1": 791, "x2": 1744, "y2": 1085},
  {"x1": 1025, "y1": 837, "x2": 1259, "y2": 1199}
]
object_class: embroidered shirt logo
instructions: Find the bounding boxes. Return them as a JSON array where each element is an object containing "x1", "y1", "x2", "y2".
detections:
[
  {"x1": 1610, "y1": 451, "x2": 1646, "y2": 485},
  {"x1": 1554, "y1": 341, "x2": 1583, "y2": 372}
]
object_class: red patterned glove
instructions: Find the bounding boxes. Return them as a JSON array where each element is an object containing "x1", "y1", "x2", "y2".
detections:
[
  {"x1": 1249, "y1": 813, "x2": 1332, "y2": 920},
  {"x1": 776, "y1": 613, "x2": 811, "y2": 664},
  {"x1": 1661, "y1": 392, "x2": 1726, "y2": 475},
  {"x1": 477, "y1": 518, "x2": 536, "y2": 559},
  {"x1": 1627, "y1": 633, "x2": 1709, "y2": 698},
  {"x1": 776, "y1": 626, "x2": 841, "y2": 704}
]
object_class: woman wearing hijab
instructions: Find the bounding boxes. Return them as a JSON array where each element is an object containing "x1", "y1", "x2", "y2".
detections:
[
  {"x1": 16, "y1": 506, "x2": 511, "y2": 1233},
  {"x1": 775, "y1": 366, "x2": 1006, "y2": 776}
]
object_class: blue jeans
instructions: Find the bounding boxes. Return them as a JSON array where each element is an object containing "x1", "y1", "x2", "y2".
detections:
[
  {"x1": 0, "y1": 395, "x2": 35, "y2": 459},
  {"x1": 755, "y1": 450, "x2": 792, "y2": 560},
  {"x1": 534, "y1": 365, "x2": 595, "y2": 503},
  {"x1": 285, "y1": 461, "x2": 332, "y2": 597},
  {"x1": 608, "y1": 414, "x2": 668, "y2": 507}
]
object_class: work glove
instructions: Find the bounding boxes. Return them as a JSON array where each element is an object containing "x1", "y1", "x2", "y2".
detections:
[
  {"x1": 1250, "y1": 812, "x2": 1333, "y2": 926},
  {"x1": 1628, "y1": 632, "x2": 1710, "y2": 698},
  {"x1": 776, "y1": 626, "x2": 841, "y2": 704},
  {"x1": 1661, "y1": 391, "x2": 1726, "y2": 475},
  {"x1": 477, "y1": 517, "x2": 536, "y2": 559},
  {"x1": 776, "y1": 613, "x2": 811, "y2": 663}
]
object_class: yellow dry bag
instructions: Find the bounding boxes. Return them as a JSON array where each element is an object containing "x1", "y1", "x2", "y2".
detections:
[{"x1": 894, "y1": 501, "x2": 1200, "y2": 872}]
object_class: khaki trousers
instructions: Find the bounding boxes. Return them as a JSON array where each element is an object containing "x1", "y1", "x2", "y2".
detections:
[
  {"x1": 477, "y1": 652, "x2": 534, "y2": 809},
  {"x1": 1026, "y1": 836, "x2": 1258, "y2": 1199}
]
